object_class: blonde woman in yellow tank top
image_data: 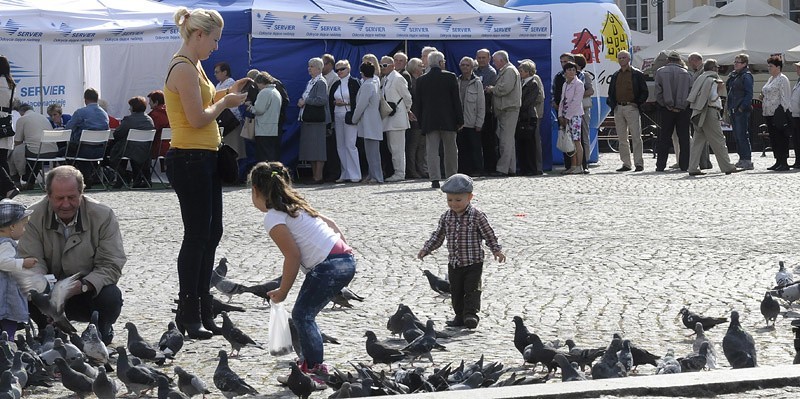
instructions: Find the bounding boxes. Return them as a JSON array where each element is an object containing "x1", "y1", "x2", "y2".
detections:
[{"x1": 163, "y1": 7, "x2": 249, "y2": 340}]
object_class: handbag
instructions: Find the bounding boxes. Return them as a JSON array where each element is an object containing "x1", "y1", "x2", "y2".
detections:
[
  {"x1": 556, "y1": 128, "x2": 575, "y2": 154},
  {"x1": 216, "y1": 108, "x2": 240, "y2": 137},
  {"x1": 301, "y1": 104, "x2": 325, "y2": 123},
  {"x1": 241, "y1": 117, "x2": 256, "y2": 141},
  {"x1": 217, "y1": 144, "x2": 239, "y2": 184},
  {"x1": 268, "y1": 301, "x2": 293, "y2": 356},
  {"x1": 0, "y1": 86, "x2": 15, "y2": 138},
  {"x1": 344, "y1": 110, "x2": 355, "y2": 125},
  {"x1": 379, "y1": 97, "x2": 394, "y2": 118}
]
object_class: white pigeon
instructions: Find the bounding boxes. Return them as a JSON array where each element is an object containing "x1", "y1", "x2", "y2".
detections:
[
  {"x1": 691, "y1": 322, "x2": 718, "y2": 369},
  {"x1": 776, "y1": 261, "x2": 794, "y2": 288}
]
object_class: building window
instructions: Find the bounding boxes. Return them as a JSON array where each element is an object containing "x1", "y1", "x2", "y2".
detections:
[
  {"x1": 715, "y1": 0, "x2": 730, "y2": 7},
  {"x1": 626, "y1": 0, "x2": 649, "y2": 31},
  {"x1": 790, "y1": 0, "x2": 800, "y2": 23}
]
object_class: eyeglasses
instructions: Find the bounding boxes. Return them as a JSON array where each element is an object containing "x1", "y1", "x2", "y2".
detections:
[
  {"x1": 380, "y1": 63, "x2": 391, "y2": 68},
  {"x1": 734, "y1": 61, "x2": 744, "y2": 64},
  {"x1": 459, "y1": 64, "x2": 472, "y2": 67},
  {"x1": 335, "y1": 67, "x2": 347, "y2": 72}
]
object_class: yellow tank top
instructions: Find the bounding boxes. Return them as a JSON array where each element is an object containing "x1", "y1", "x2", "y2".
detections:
[{"x1": 164, "y1": 56, "x2": 221, "y2": 150}]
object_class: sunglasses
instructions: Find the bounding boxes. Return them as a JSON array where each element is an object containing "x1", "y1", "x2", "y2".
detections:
[
  {"x1": 335, "y1": 67, "x2": 347, "y2": 72},
  {"x1": 380, "y1": 63, "x2": 391, "y2": 68}
]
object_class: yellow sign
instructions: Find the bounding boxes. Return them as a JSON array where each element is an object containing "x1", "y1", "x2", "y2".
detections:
[{"x1": 602, "y1": 11, "x2": 629, "y2": 62}]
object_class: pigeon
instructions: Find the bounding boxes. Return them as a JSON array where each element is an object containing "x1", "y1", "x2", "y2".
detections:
[
  {"x1": 92, "y1": 366, "x2": 119, "y2": 399},
  {"x1": 158, "y1": 321, "x2": 184, "y2": 358},
  {"x1": 283, "y1": 362, "x2": 315, "y2": 398},
  {"x1": 80, "y1": 311, "x2": 99, "y2": 343},
  {"x1": 422, "y1": 270, "x2": 450, "y2": 295},
  {"x1": 760, "y1": 292, "x2": 781, "y2": 327},
  {"x1": 241, "y1": 276, "x2": 282, "y2": 304},
  {"x1": 364, "y1": 330, "x2": 405, "y2": 367},
  {"x1": 70, "y1": 357, "x2": 99, "y2": 380},
  {"x1": 213, "y1": 350, "x2": 259, "y2": 398},
  {"x1": 8, "y1": 353, "x2": 26, "y2": 389},
  {"x1": 82, "y1": 324, "x2": 110, "y2": 368},
  {"x1": 212, "y1": 259, "x2": 246, "y2": 302},
  {"x1": 54, "y1": 357, "x2": 94, "y2": 398},
  {"x1": 522, "y1": 333, "x2": 564, "y2": 373},
  {"x1": 175, "y1": 365, "x2": 211, "y2": 398},
  {"x1": 678, "y1": 342, "x2": 709, "y2": 372},
  {"x1": 722, "y1": 310, "x2": 757, "y2": 368},
  {"x1": 679, "y1": 307, "x2": 728, "y2": 332},
  {"x1": 447, "y1": 372, "x2": 483, "y2": 390},
  {"x1": 616, "y1": 340, "x2": 634, "y2": 373},
  {"x1": 220, "y1": 312, "x2": 263, "y2": 356},
  {"x1": 564, "y1": 339, "x2": 605, "y2": 371},
  {"x1": 210, "y1": 298, "x2": 245, "y2": 318},
  {"x1": 655, "y1": 349, "x2": 681, "y2": 374},
  {"x1": 512, "y1": 316, "x2": 537, "y2": 356},
  {"x1": 209, "y1": 257, "x2": 229, "y2": 288},
  {"x1": 125, "y1": 322, "x2": 171, "y2": 365},
  {"x1": 402, "y1": 314, "x2": 424, "y2": 344},
  {"x1": 387, "y1": 304, "x2": 422, "y2": 336},
  {"x1": 554, "y1": 354, "x2": 585, "y2": 382},
  {"x1": 29, "y1": 273, "x2": 82, "y2": 334},
  {"x1": 158, "y1": 374, "x2": 190, "y2": 399},
  {"x1": 771, "y1": 281, "x2": 800, "y2": 305},
  {"x1": 629, "y1": 342, "x2": 661, "y2": 370},
  {"x1": 116, "y1": 346, "x2": 164, "y2": 396},
  {"x1": 0, "y1": 371, "x2": 20, "y2": 399},
  {"x1": 328, "y1": 381, "x2": 352, "y2": 398},
  {"x1": 591, "y1": 336, "x2": 626, "y2": 379},
  {"x1": 692, "y1": 322, "x2": 718, "y2": 369},
  {"x1": 402, "y1": 320, "x2": 443, "y2": 365},
  {"x1": 776, "y1": 260, "x2": 794, "y2": 287}
]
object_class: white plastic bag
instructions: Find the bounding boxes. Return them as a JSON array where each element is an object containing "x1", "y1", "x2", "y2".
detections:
[
  {"x1": 268, "y1": 301, "x2": 293, "y2": 356},
  {"x1": 556, "y1": 128, "x2": 575, "y2": 154}
]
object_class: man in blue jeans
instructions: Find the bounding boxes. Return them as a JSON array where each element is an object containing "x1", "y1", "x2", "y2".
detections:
[{"x1": 726, "y1": 53, "x2": 754, "y2": 170}]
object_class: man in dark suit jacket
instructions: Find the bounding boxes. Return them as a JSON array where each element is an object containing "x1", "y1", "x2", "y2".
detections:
[{"x1": 415, "y1": 51, "x2": 464, "y2": 188}]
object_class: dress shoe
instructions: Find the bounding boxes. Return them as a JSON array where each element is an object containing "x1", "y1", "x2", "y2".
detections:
[
  {"x1": 634, "y1": 165, "x2": 644, "y2": 172},
  {"x1": 725, "y1": 168, "x2": 744, "y2": 175},
  {"x1": 464, "y1": 316, "x2": 479, "y2": 329},
  {"x1": 445, "y1": 317, "x2": 464, "y2": 327},
  {"x1": 616, "y1": 165, "x2": 632, "y2": 172},
  {"x1": 688, "y1": 171, "x2": 706, "y2": 176},
  {"x1": 655, "y1": 168, "x2": 665, "y2": 172},
  {"x1": 767, "y1": 162, "x2": 780, "y2": 170},
  {"x1": 774, "y1": 164, "x2": 790, "y2": 171},
  {"x1": 431, "y1": 180, "x2": 440, "y2": 189}
]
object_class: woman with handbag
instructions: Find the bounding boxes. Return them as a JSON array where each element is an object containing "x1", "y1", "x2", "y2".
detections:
[
  {"x1": 328, "y1": 60, "x2": 362, "y2": 183},
  {"x1": 761, "y1": 56, "x2": 792, "y2": 171},
  {"x1": 0, "y1": 56, "x2": 20, "y2": 199},
  {"x1": 558, "y1": 61, "x2": 585, "y2": 175},
  {"x1": 298, "y1": 57, "x2": 330, "y2": 184},
  {"x1": 163, "y1": 7, "x2": 248, "y2": 339}
]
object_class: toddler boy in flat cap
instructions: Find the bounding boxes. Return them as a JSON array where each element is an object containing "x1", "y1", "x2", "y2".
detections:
[
  {"x1": 418, "y1": 174, "x2": 505, "y2": 329},
  {"x1": 0, "y1": 199, "x2": 37, "y2": 337}
]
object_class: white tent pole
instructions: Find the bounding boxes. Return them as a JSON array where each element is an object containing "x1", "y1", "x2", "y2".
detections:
[{"x1": 38, "y1": 45, "x2": 43, "y2": 114}]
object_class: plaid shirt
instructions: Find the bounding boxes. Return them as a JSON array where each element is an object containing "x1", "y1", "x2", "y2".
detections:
[{"x1": 421, "y1": 204, "x2": 502, "y2": 267}]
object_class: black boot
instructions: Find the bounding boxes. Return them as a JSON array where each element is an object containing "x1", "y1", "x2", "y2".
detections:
[
  {"x1": 200, "y1": 293, "x2": 223, "y2": 335},
  {"x1": 175, "y1": 294, "x2": 213, "y2": 340}
]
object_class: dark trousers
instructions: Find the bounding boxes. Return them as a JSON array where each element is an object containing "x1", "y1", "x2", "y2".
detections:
[
  {"x1": 793, "y1": 117, "x2": 800, "y2": 166},
  {"x1": 448, "y1": 262, "x2": 483, "y2": 321},
  {"x1": 766, "y1": 115, "x2": 791, "y2": 162},
  {"x1": 515, "y1": 119, "x2": 539, "y2": 175},
  {"x1": 30, "y1": 284, "x2": 123, "y2": 344},
  {"x1": 255, "y1": 135, "x2": 281, "y2": 163},
  {"x1": 166, "y1": 149, "x2": 222, "y2": 298},
  {"x1": 656, "y1": 106, "x2": 691, "y2": 170},
  {"x1": 457, "y1": 127, "x2": 484, "y2": 175},
  {"x1": 0, "y1": 148, "x2": 16, "y2": 196},
  {"x1": 480, "y1": 110, "x2": 498, "y2": 174}
]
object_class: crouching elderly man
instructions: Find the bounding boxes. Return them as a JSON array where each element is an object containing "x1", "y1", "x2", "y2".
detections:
[{"x1": 18, "y1": 165, "x2": 126, "y2": 344}]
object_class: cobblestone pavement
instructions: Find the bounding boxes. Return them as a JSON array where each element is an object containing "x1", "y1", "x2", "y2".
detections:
[{"x1": 19, "y1": 152, "x2": 800, "y2": 398}]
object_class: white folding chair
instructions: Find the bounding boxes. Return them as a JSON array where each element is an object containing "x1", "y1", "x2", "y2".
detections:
[
  {"x1": 66, "y1": 129, "x2": 111, "y2": 189},
  {"x1": 116, "y1": 129, "x2": 156, "y2": 189},
  {"x1": 24, "y1": 129, "x2": 70, "y2": 190},
  {"x1": 151, "y1": 127, "x2": 171, "y2": 186}
]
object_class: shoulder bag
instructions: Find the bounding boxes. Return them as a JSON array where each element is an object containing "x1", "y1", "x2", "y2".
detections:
[
  {"x1": 0, "y1": 86, "x2": 16, "y2": 138},
  {"x1": 241, "y1": 116, "x2": 256, "y2": 140},
  {"x1": 301, "y1": 104, "x2": 325, "y2": 123}
]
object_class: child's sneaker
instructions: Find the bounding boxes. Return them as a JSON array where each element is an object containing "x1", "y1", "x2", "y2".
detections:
[
  {"x1": 464, "y1": 316, "x2": 479, "y2": 329},
  {"x1": 445, "y1": 317, "x2": 464, "y2": 327}
]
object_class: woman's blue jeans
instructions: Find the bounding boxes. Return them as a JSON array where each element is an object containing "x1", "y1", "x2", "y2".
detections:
[
  {"x1": 292, "y1": 254, "x2": 356, "y2": 367},
  {"x1": 731, "y1": 110, "x2": 752, "y2": 161},
  {"x1": 166, "y1": 149, "x2": 223, "y2": 297}
]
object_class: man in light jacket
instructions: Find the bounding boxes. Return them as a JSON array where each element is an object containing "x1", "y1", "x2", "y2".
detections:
[
  {"x1": 486, "y1": 50, "x2": 521, "y2": 176},
  {"x1": 19, "y1": 165, "x2": 126, "y2": 344},
  {"x1": 380, "y1": 56, "x2": 413, "y2": 182},
  {"x1": 654, "y1": 50, "x2": 692, "y2": 172}
]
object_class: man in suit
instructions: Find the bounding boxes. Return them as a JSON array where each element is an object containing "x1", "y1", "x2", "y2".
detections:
[
  {"x1": 485, "y1": 50, "x2": 521, "y2": 176},
  {"x1": 415, "y1": 51, "x2": 463, "y2": 188}
]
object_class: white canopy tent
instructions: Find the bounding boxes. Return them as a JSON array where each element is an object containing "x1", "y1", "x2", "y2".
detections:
[
  {"x1": 0, "y1": 0, "x2": 180, "y2": 117},
  {"x1": 631, "y1": 5, "x2": 717, "y2": 52},
  {"x1": 634, "y1": 0, "x2": 800, "y2": 67}
]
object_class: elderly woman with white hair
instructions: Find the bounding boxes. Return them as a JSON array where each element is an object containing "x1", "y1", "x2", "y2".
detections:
[
  {"x1": 517, "y1": 59, "x2": 543, "y2": 175},
  {"x1": 298, "y1": 57, "x2": 330, "y2": 183}
]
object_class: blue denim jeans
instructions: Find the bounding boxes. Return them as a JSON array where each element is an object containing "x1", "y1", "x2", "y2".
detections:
[
  {"x1": 731, "y1": 110, "x2": 751, "y2": 161},
  {"x1": 292, "y1": 254, "x2": 356, "y2": 367},
  {"x1": 166, "y1": 149, "x2": 223, "y2": 297}
]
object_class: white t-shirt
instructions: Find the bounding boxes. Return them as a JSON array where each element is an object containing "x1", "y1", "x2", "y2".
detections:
[{"x1": 263, "y1": 209, "x2": 338, "y2": 273}]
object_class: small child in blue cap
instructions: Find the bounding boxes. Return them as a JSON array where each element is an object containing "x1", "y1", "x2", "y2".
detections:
[
  {"x1": 417, "y1": 174, "x2": 505, "y2": 329},
  {"x1": 0, "y1": 199, "x2": 37, "y2": 337}
]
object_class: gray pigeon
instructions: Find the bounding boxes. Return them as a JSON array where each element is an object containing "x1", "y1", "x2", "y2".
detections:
[
  {"x1": 220, "y1": 312, "x2": 263, "y2": 356},
  {"x1": 0, "y1": 371, "x2": 20, "y2": 399},
  {"x1": 401, "y1": 313, "x2": 424, "y2": 344},
  {"x1": 591, "y1": 336, "x2": 627, "y2": 379},
  {"x1": 158, "y1": 321, "x2": 184, "y2": 358},
  {"x1": 175, "y1": 365, "x2": 211, "y2": 398},
  {"x1": 241, "y1": 276, "x2": 282, "y2": 304},
  {"x1": 116, "y1": 346, "x2": 161, "y2": 396},
  {"x1": 616, "y1": 340, "x2": 634, "y2": 373},
  {"x1": 209, "y1": 257, "x2": 229, "y2": 288},
  {"x1": 447, "y1": 372, "x2": 483, "y2": 390},
  {"x1": 210, "y1": 297, "x2": 246, "y2": 318},
  {"x1": 92, "y1": 366, "x2": 119, "y2": 399},
  {"x1": 158, "y1": 374, "x2": 190, "y2": 399},
  {"x1": 554, "y1": 354, "x2": 585, "y2": 382},
  {"x1": 771, "y1": 281, "x2": 800, "y2": 305},
  {"x1": 776, "y1": 260, "x2": 794, "y2": 287},
  {"x1": 8, "y1": 353, "x2": 26, "y2": 389},
  {"x1": 422, "y1": 270, "x2": 450, "y2": 296},
  {"x1": 283, "y1": 361, "x2": 315, "y2": 398},
  {"x1": 54, "y1": 357, "x2": 94, "y2": 398},
  {"x1": 212, "y1": 259, "x2": 247, "y2": 302},
  {"x1": 29, "y1": 273, "x2": 81, "y2": 334},
  {"x1": 213, "y1": 350, "x2": 259, "y2": 398},
  {"x1": 678, "y1": 342, "x2": 709, "y2": 372},
  {"x1": 722, "y1": 310, "x2": 757, "y2": 368},
  {"x1": 125, "y1": 322, "x2": 171, "y2": 365},
  {"x1": 364, "y1": 330, "x2": 406, "y2": 368},
  {"x1": 655, "y1": 349, "x2": 682, "y2": 374},
  {"x1": 70, "y1": 357, "x2": 98, "y2": 380},
  {"x1": 564, "y1": 339, "x2": 605, "y2": 371},
  {"x1": 692, "y1": 322, "x2": 718, "y2": 369},
  {"x1": 80, "y1": 311, "x2": 99, "y2": 343},
  {"x1": 81, "y1": 324, "x2": 109, "y2": 368},
  {"x1": 331, "y1": 287, "x2": 364, "y2": 309},
  {"x1": 760, "y1": 292, "x2": 780, "y2": 327},
  {"x1": 401, "y1": 320, "x2": 442, "y2": 365}
]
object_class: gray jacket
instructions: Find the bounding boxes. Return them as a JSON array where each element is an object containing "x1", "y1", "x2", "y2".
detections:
[
  {"x1": 459, "y1": 74, "x2": 486, "y2": 129},
  {"x1": 352, "y1": 79, "x2": 383, "y2": 141},
  {"x1": 655, "y1": 63, "x2": 692, "y2": 110}
]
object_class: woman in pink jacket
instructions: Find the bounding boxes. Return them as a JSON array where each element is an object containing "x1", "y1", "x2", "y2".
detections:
[{"x1": 558, "y1": 61, "x2": 585, "y2": 175}]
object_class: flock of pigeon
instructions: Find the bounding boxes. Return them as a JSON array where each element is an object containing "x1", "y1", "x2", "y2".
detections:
[{"x1": 2, "y1": 259, "x2": 799, "y2": 398}]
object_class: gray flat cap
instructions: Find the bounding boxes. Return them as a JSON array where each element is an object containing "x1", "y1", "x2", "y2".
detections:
[{"x1": 441, "y1": 173, "x2": 473, "y2": 193}]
